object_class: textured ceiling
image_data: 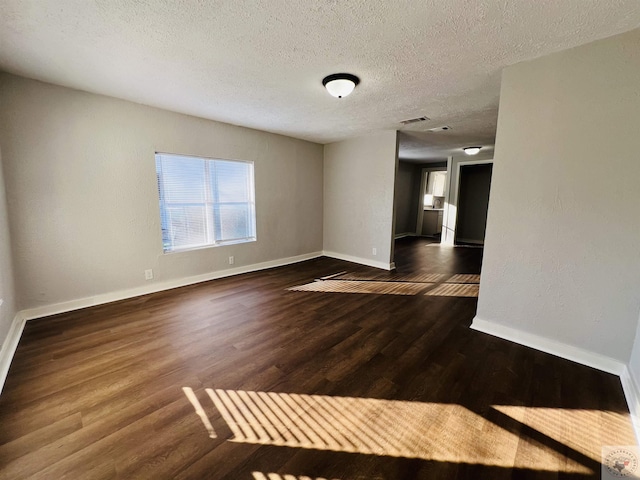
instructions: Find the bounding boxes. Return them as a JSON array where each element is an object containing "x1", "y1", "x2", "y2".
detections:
[{"x1": 1, "y1": 1, "x2": 640, "y2": 160}]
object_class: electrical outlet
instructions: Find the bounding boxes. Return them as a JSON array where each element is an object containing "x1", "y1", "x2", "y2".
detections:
[
  {"x1": 229, "y1": 256, "x2": 234, "y2": 265},
  {"x1": 372, "y1": 247, "x2": 377, "y2": 256},
  {"x1": 144, "y1": 269, "x2": 154, "y2": 280}
]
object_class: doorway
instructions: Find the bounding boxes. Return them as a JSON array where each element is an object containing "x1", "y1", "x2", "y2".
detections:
[
  {"x1": 416, "y1": 168, "x2": 447, "y2": 241},
  {"x1": 455, "y1": 163, "x2": 493, "y2": 245}
]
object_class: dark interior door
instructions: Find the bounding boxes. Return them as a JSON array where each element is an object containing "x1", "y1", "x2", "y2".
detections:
[{"x1": 456, "y1": 163, "x2": 493, "y2": 245}]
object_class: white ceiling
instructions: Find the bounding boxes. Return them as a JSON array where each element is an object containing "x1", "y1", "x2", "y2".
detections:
[{"x1": 1, "y1": 1, "x2": 639, "y2": 161}]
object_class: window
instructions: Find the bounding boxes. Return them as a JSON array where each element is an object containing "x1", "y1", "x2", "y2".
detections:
[
  {"x1": 155, "y1": 153, "x2": 256, "y2": 253},
  {"x1": 423, "y1": 170, "x2": 447, "y2": 207}
]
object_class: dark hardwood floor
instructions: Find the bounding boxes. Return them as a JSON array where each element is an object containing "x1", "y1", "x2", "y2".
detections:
[{"x1": 0, "y1": 237, "x2": 635, "y2": 479}]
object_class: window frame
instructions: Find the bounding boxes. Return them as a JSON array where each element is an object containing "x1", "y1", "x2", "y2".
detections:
[{"x1": 155, "y1": 152, "x2": 257, "y2": 254}]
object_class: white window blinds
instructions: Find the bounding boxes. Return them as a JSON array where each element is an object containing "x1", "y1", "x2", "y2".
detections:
[{"x1": 155, "y1": 153, "x2": 256, "y2": 252}]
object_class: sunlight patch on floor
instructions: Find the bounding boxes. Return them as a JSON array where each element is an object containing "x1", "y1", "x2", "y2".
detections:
[
  {"x1": 252, "y1": 473, "x2": 340, "y2": 480},
  {"x1": 182, "y1": 387, "x2": 217, "y2": 438},
  {"x1": 287, "y1": 280, "x2": 430, "y2": 295},
  {"x1": 493, "y1": 405, "x2": 636, "y2": 467},
  {"x1": 334, "y1": 272, "x2": 452, "y2": 283},
  {"x1": 288, "y1": 271, "x2": 479, "y2": 297},
  {"x1": 447, "y1": 274, "x2": 481, "y2": 284},
  {"x1": 176, "y1": 387, "x2": 637, "y2": 474},
  {"x1": 425, "y1": 283, "x2": 479, "y2": 297}
]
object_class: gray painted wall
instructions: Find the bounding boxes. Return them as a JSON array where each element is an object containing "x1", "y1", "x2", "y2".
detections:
[
  {"x1": 476, "y1": 29, "x2": 640, "y2": 363},
  {"x1": 394, "y1": 161, "x2": 447, "y2": 237},
  {"x1": 629, "y1": 312, "x2": 640, "y2": 389},
  {"x1": 0, "y1": 73, "x2": 324, "y2": 310},
  {"x1": 394, "y1": 161, "x2": 418, "y2": 235},
  {"x1": 0, "y1": 147, "x2": 17, "y2": 346},
  {"x1": 324, "y1": 132, "x2": 398, "y2": 268}
]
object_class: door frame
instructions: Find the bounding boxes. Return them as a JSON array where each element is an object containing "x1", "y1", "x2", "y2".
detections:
[
  {"x1": 415, "y1": 166, "x2": 447, "y2": 236},
  {"x1": 451, "y1": 158, "x2": 493, "y2": 245}
]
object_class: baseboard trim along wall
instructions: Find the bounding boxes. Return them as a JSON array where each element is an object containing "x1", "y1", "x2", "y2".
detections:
[
  {"x1": 0, "y1": 312, "x2": 26, "y2": 394},
  {"x1": 1, "y1": 248, "x2": 392, "y2": 394},
  {"x1": 455, "y1": 237, "x2": 484, "y2": 245},
  {"x1": 322, "y1": 250, "x2": 394, "y2": 271},
  {"x1": 394, "y1": 232, "x2": 416, "y2": 240},
  {"x1": 0, "y1": 251, "x2": 327, "y2": 394},
  {"x1": 471, "y1": 316, "x2": 640, "y2": 440},
  {"x1": 471, "y1": 317, "x2": 625, "y2": 376},
  {"x1": 620, "y1": 366, "x2": 640, "y2": 443},
  {"x1": 4, "y1": 259, "x2": 638, "y2": 441},
  {"x1": 18, "y1": 250, "x2": 392, "y2": 323},
  {"x1": 20, "y1": 251, "x2": 324, "y2": 321}
]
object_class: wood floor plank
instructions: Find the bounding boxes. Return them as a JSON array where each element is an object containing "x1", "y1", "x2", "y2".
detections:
[
  {"x1": 0, "y1": 412, "x2": 83, "y2": 466},
  {"x1": 0, "y1": 238, "x2": 634, "y2": 479}
]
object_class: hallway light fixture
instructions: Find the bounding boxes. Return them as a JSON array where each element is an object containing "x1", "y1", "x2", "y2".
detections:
[
  {"x1": 463, "y1": 147, "x2": 481, "y2": 155},
  {"x1": 322, "y1": 73, "x2": 360, "y2": 98}
]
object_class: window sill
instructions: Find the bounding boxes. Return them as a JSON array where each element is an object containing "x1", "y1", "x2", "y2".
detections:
[{"x1": 163, "y1": 237, "x2": 257, "y2": 254}]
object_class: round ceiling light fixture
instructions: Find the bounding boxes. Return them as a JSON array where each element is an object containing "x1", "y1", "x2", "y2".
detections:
[
  {"x1": 322, "y1": 73, "x2": 360, "y2": 98},
  {"x1": 463, "y1": 146, "x2": 482, "y2": 155}
]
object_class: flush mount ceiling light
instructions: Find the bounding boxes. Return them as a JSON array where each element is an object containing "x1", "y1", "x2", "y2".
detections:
[
  {"x1": 322, "y1": 73, "x2": 360, "y2": 98},
  {"x1": 463, "y1": 146, "x2": 482, "y2": 155}
]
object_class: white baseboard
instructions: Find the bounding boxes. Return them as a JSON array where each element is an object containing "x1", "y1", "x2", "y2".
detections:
[
  {"x1": 0, "y1": 312, "x2": 26, "y2": 395},
  {"x1": 621, "y1": 366, "x2": 640, "y2": 443},
  {"x1": 1, "y1": 251, "x2": 324, "y2": 395},
  {"x1": 20, "y1": 251, "x2": 324, "y2": 321},
  {"x1": 471, "y1": 316, "x2": 625, "y2": 376},
  {"x1": 456, "y1": 238, "x2": 484, "y2": 245},
  {"x1": 394, "y1": 232, "x2": 415, "y2": 240},
  {"x1": 322, "y1": 250, "x2": 394, "y2": 271}
]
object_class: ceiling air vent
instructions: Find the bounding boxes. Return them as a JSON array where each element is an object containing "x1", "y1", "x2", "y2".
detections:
[
  {"x1": 427, "y1": 126, "x2": 451, "y2": 132},
  {"x1": 400, "y1": 116, "x2": 430, "y2": 125}
]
